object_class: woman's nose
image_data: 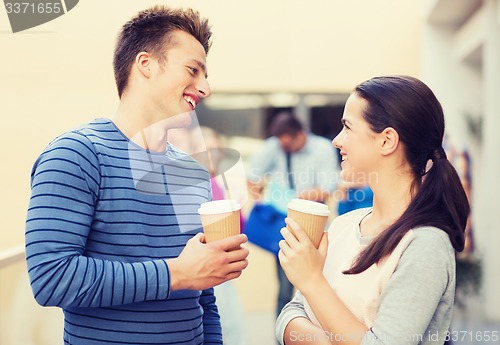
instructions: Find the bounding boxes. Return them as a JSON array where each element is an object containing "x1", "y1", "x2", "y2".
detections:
[{"x1": 332, "y1": 131, "x2": 343, "y2": 148}]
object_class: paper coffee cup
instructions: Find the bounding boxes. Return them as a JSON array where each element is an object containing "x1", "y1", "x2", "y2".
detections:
[
  {"x1": 287, "y1": 199, "x2": 330, "y2": 248},
  {"x1": 198, "y1": 200, "x2": 241, "y2": 242}
]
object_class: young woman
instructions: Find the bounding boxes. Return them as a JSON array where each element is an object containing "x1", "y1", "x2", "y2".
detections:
[{"x1": 276, "y1": 75, "x2": 469, "y2": 345}]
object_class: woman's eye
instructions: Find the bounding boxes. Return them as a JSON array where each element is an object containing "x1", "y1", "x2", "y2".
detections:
[{"x1": 189, "y1": 67, "x2": 198, "y2": 74}]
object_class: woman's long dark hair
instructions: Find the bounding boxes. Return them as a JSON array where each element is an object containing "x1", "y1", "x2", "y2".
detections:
[{"x1": 344, "y1": 75, "x2": 469, "y2": 275}]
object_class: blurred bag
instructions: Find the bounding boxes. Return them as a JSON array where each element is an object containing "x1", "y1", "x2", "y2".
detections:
[{"x1": 244, "y1": 203, "x2": 286, "y2": 256}]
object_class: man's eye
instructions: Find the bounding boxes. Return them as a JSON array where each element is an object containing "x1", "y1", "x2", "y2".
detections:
[{"x1": 343, "y1": 124, "x2": 350, "y2": 130}]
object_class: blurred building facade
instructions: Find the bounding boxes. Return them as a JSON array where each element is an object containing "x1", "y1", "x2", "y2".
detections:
[{"x1": 423, "y1": 0, "x2": 500, "y2": 322}]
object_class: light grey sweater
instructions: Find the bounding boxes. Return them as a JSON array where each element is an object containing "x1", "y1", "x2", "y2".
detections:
[{"x1": 276, "y1": 209, "x2": 456, "y2": 345}]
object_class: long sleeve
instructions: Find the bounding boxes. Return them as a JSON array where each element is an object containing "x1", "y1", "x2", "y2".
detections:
[
  {"x1": 200, "y1": 287, "x2": 223, "y2": 344},
  {"x1": 361, "y1": 228, "x2": 456, "y2": 345},
  {"x1": 25, "y1": 132, "x2": 171, "y2": 308},
  {"x1": 276, "y1": 290, "x2": 309, "y2": 345}
]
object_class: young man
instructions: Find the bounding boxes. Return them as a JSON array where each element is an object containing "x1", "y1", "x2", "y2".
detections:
[{"x1": 25, "y1": 6, "x2": 249, "y2": 345}]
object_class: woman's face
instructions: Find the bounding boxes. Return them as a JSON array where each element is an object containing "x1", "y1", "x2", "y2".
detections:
[{"x1": 332, "y1": 93, "x2": 380, "y2": 184}]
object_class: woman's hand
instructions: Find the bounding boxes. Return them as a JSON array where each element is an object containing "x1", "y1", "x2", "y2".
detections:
[{"x1": 278, "y1": 218, "x2": 328, "y2": 294}]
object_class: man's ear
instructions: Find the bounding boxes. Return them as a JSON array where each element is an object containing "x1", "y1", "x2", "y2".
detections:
[
  {"x1": 379, "y1": 127, "x2": 400, "y2": 156},
  {"x1": 135, "y1": 51, "x2": 152, "y2": 78}
]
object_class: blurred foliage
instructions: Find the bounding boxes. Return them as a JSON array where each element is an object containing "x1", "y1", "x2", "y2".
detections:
[
  {"x1": 455, "y1": 254, "x2": 482, "y2": 309},
  {"x1": 463, "y1": 112, "x2": 483, "y2": 142}
]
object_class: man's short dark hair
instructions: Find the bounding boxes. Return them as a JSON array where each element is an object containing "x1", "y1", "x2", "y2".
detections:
[
  {"x1": 270, "y1": 112, "x2": 304, "y2": 137},
  {"x1": 114, "y1": 5, "x2": 212, "y2": 98}
]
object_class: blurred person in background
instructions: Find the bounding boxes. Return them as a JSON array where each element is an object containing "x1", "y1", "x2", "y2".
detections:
[
  {"x1": 277, "y1": 76, "x2": 469, "y2": 345},
  {"x1": 247, "y1": 112, "x2": 339, "y2": 319},
  {"x1": 25, "y1": 6, "x2": 249, "y2": 345}
]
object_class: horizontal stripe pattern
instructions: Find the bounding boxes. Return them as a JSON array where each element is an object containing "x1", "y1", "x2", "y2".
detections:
[{"x1": 26, "y1": 119, "x2": 221, "y2": 344}]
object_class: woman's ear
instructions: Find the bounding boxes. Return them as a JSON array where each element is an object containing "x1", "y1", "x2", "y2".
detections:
[{"x1": 379, "y1": 127, "x2": 400, "y2": 156}]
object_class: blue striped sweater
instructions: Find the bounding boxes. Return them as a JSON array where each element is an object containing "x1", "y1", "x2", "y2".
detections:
[{"x1": 25, "y1": 118, "x2": 221, "y2": 344}]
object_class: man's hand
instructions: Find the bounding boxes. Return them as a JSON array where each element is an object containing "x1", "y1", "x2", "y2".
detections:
[{"x1": 167, "y1": 233, "x2": 249, "y2": 291}]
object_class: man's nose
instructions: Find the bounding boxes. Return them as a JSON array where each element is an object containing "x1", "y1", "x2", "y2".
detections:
[{"x1": 197, "y1": 78, "x2": 211, "y2": 98}]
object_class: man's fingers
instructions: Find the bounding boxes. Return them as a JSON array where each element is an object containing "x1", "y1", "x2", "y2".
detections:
[
  {"x1": 224, "y1": 270, "x2": 243, "y2": 281},
  {"x1": 209, "y1": 233, "x2": 248, "y2": 251},
  {"x1": 214, "y1": 260, "x2": 248, "y2": 283},
  {"x1": 226, "y1": 259, "x2": 249, "y2": 273},
  {"x1": 225, "y1": 246, "x2": 249, "y2": 263},
  {"x1": 191, "y1": 232, "x2": 205, "y2": 243}
]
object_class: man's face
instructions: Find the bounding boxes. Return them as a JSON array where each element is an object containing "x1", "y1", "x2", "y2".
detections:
[
  {"x1": 149, "y1": 30, "x2": 211, "y2": 121},
  {"x1": 278, "y1": 132, "x2": 306, "y2": 153}
]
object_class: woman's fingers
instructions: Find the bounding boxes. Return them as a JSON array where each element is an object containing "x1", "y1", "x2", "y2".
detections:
[{"x1": 284, "y1": 217, "x2": 314, "y2": 246}]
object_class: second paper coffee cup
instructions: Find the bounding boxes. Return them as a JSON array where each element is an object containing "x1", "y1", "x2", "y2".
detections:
[
  {"x1": 287, "y1": 199, "x2": 330, "y2": 248},
  {"x1": 198, "y1": 200, "x2": 241, "y2": 243}
]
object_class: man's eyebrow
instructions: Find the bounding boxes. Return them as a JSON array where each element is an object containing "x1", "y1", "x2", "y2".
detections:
[{"x1": 189, "y1": 59, "x2": 208, "y2": 78}]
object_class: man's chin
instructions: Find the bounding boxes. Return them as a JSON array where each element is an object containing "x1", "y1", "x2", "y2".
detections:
[{"x1": 163, "y1": 110, "x2": 195, "y2": 129}]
